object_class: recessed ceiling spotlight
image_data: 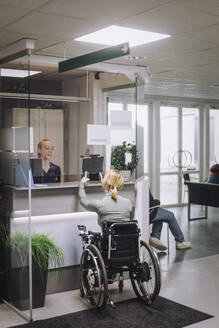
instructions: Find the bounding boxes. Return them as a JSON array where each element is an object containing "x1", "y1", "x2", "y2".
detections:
[
  {"x1": 124, "y1": 55, "x2": 147, "y2": 61},
  {"x1": 75, "y1": 25, "x2": 170, "y2": 48},
  {"x1": 0, "y1": 68, "x2": 41, "y2": 78}
]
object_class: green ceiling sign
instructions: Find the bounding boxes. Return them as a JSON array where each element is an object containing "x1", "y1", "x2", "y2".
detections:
[{"x1": 59, "y1": 42, "x2": 130, "y2": 73}]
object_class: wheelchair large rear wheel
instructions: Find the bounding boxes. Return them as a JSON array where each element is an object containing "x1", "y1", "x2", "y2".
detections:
[
  {"x1": 130, "y1": 240, "x2": 161, "y2": 304},
  {"x1": 80, "y1": 244, "x2": 108, "y2": 308}
]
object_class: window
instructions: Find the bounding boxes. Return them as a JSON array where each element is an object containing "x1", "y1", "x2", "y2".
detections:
[
  {"x1": 182, "y1": 108, "x2": 199, "y2": 170},
  {"x1": 160, "y1": 106, "x2": 178, "y2": 173}
]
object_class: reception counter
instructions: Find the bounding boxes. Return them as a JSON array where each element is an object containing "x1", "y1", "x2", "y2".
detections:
[
  {"x1": 1, "y1": 178, "x2": 148, "y2": 293},
  {"x1": 9, "y1": 181, "x2": 136, "y2": 216}
]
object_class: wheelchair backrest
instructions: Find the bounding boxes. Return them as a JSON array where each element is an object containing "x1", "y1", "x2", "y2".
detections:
[{"x1": 102, "y1": 221, "x2": 140, "y2": 266}]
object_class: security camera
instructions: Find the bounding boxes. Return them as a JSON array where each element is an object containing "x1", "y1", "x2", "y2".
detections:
[{"x1": 95, "y1": 72, "x2": 101, "y2": 80}]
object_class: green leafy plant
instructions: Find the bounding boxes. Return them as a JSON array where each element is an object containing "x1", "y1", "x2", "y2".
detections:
[
  {"x1": 6, "y1": 232, "x2": 64, "y2": 282},
  {"x1": 111, "y1": 141, "x2": 139, "y2": 173}
]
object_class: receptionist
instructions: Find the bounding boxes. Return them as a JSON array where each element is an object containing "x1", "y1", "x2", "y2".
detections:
[{"x1": 37, "y1": 139, "x2": 61, "y2": 183}]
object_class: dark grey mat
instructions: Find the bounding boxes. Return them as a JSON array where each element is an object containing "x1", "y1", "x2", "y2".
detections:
[{"x1": 10, "y1": 297, "x2": 213, "y2": 328}]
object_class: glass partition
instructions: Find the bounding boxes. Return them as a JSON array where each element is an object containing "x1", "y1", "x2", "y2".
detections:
[
  {"x1": 0, "y1": 55, "x2": 32, "y2": 319},
  {"x1": 105, "y1": 86, "x2": 137, "y2": 175}
]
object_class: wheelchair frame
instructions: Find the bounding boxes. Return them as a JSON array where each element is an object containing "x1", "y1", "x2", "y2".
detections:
[{"x1": 78, "y1": 221, "x2": 161, "y2": 309}]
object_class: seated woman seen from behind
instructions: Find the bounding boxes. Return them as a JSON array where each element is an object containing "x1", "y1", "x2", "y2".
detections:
[
  {"x1": 79, "y1": 169, "x2": 133, "y2": 229},
  {"x1": 207, "y1": 164, "x2": 219, "y2": 184},
  {"x1": 37, "y1": 139, "x2": 61, "y2": 183}
]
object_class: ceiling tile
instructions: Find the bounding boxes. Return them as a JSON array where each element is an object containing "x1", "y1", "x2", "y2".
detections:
[
  {"x1": 131, "y1": 36, "x2": 216, "y2": 57},
  {"x1": 153, "y1": 69, "x2": 219, "y2": 84},
  {"x1": 39, "y1": 0, "x2": 171, "y2": 23},
  {"x1": 181, "y1": 24, "x2": 219, "y2": 44},
  {"x1": 191, "y1": 62, "x2": 219, "y2": 73},
  {"x1": 147, "y1": 47, "x2": 219, "y2": 71},
  {"x1": 36, "y1": 40, "x2": 104, "y2": 57},
  {"x1": 5, "y1": 12, "x2": 95, "y2": 39},
  {"x1": 0, "y1": 0, "x2": 49, "y2": 10},
  {"x1": 172, "y1": 0, "x2": 219, "y2": 16},
  {"x1": 0, "y1": 5, "x2": 29, "y2": 28},
  {"x1": 0, "y1": 29, "x2": 63, "y2": 52},
  {"x1": 121, "y1": 4, "x2": 219, "y2": 34},
  {"x1": 0, "y1": 30, "x2": 25, "y2": 48}
]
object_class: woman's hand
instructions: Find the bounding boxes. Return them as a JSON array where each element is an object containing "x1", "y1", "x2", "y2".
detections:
[{"x1": 81, "y1": 177, "x2": 90, "y2": 184}]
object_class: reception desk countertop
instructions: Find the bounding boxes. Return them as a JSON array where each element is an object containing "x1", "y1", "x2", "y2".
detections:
[{"x1": 11, "y1": 180, "x2": 135, "y2": 191}]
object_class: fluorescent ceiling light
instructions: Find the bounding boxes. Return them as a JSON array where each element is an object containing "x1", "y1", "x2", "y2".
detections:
[
  {"x1": 75, "y1": 25, "x2": 170, "y2": 47},
  {"x1": 0, "y1": 68, "x2": 41, "y2": 78}
]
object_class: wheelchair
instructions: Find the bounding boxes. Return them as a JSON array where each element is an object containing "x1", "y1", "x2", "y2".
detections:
[{"x1": 78, "y1": 220, "x2": 161, "y2": 309}]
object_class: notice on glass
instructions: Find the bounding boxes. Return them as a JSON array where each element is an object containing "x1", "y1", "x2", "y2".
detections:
[
  {"x1": 110, "y1": 111, "x2": 132, "y2": 129},
  {"x1": 87, "y1": 124, "x2": 110, "y2": 145},
  {"x1": 110, "y1": 128, "x2": 134, "y2": 146}
]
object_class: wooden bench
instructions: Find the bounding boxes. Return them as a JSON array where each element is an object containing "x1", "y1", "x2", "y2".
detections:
[{"x1": 186, "y1": 181, "x2": 219, "y2": 221}]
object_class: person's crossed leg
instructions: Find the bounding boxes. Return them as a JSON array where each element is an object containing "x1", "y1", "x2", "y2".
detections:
[{"x1": 150, "y1": 207, "x2": 191, "y2": 251}]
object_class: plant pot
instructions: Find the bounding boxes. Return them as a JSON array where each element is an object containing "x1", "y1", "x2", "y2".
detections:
[
  {"x1": 5, "y1": 260, "x2": 48, "y2": 310},
  {"x1": 121, "y1": 170, "x2": 131, "y2": 182}
]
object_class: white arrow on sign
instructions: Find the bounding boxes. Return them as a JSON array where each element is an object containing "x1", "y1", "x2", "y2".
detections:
[{"x1": 121, "y1": 44, "x2": 129, "y2": 54}]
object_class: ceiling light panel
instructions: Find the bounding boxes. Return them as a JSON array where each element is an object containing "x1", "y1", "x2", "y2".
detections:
[
  {"x1": 75, "y1": 25, "x2": 170, "y2": 48},
  {"x1": 0, "y1": 68, "x2": 41, "y2": 78}
]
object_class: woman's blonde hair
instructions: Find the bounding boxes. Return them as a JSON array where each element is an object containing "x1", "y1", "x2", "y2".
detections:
[
  {"x1": 102, "y1": 169, "x2": 124, "y2": 200},
  {"x1": 37, "y1": 139, "x2": 53, "y2": 158}
]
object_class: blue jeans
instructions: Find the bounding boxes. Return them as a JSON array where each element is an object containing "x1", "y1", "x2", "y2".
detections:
[{"x1": 150, "y1": 208, "x2": 184, "y2": 242}]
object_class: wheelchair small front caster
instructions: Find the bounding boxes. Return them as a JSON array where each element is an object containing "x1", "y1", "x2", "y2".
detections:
[{"x1": 109, "y1": 299, "x2": 116, "y2": 309}]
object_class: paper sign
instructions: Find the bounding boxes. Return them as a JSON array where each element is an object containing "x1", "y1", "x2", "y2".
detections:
[
  {"x1": 125, "y1": 152, "x2": 132, "y2": 165},
  {"x1": 87, "y1": 124, "x2": 110, "y2": 145},
  {"x1": 110, "y1": 128, "x2": 135, "y2": 146},
  {"x1": 110, "y1": 110, "x2": 132, "y2": 129}
]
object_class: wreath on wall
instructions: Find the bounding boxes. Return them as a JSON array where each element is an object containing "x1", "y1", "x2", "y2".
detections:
[{"x1": 111, "y1": 141, "x2": 139, "y2": 174}]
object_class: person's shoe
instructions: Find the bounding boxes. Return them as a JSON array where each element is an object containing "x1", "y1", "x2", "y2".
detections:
[
  {"x1": 176, "y1": 241, "x2": 192, "y2": 250},
  {"x1": 149, "y1": 237, "x2": 167, "y2": 251}
]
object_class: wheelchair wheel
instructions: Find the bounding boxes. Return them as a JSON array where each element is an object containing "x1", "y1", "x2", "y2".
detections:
[
  {"x1": 80, "y1": 244, "x2": 108, "y2": 308},
  {"x1": 130, "y1": 240, "x2": 161, "y2": 304}
]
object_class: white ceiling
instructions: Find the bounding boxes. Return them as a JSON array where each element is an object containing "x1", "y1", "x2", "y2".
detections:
[{"x1": 1, "y1": 0, "x2": 219, "y2": 85}]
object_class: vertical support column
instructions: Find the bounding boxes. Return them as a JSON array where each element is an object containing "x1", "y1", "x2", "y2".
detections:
[
  {"x1": 200, "y1": 104, "x2": 209, "y2": 181},
  {"x1": 151, "y1": 100, "x2": 160, "y2": 198},
  {"x1": 134, "y1": 176, "x2": 149, "y2": 243},
  {"x1": 136, "y1": 74, "x2": 145, "y2": 179},
  {"x1": 178, "y1": 106, "x2": 182, "y2": 204},
  {"x1": 92, "y1": 75, "x2": 108, "y2": 169}
]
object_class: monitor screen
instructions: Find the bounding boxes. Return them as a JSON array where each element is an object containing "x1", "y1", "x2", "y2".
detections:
[
  {"x1": 82, "y1": 156, "x2": 103, "y2": 174},
  {"x1": 30, "y1": 158, "x2": 43, "y2": 184}
]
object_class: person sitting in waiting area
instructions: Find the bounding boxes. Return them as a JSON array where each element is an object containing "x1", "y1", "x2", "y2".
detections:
[
  {"x1": 37, "y1": 139, "x2": 61, "y2": 183},
  {"x1": 149, "y1": 190, "x2": 191, "y2": 250},
  {"x1": 79, "y1": 169, "x2": 133, "y2": 229},
  {"x1": 207, "y1": 164, "x2": 219, "y2": 184}
]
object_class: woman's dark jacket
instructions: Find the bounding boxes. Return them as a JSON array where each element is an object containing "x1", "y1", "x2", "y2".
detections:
[{"x1": 149, "y1": 190, "x2": 160, "y2": 223}]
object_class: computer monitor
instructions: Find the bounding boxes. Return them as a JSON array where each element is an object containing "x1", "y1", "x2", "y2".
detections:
[
  {"x1": 82, "y1": 155, "x2": 103, "y2": 181},
  {"x1": 30, "y1": 158, "x2": 43, "y2": 184}
]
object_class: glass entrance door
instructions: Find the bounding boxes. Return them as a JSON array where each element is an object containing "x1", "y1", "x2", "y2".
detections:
[{"x1": 160, "y1": 105, "x2": 199, "y2": 206}]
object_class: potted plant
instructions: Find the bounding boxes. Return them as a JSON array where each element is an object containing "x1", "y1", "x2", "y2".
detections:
[
  {"x1": 111, "y1": 141, "x2": 139, "y2": 181},
  {"x1": 5, "y1": 232, "x2": 64, "y2": 310}
]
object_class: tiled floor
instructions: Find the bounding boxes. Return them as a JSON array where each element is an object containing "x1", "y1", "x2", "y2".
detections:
[{"x1": 1, "y1": 206, "x2": 219, "y2": 328}]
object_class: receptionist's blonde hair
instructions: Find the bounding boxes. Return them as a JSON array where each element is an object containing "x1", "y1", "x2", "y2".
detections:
[{"x1": 102, "y1": 169, "x2": 124, "y2": 201}]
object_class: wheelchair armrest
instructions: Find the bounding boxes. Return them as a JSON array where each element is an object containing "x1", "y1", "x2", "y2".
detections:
[{"x1": 88, "y1": 230, "x2": 101, "y2": 238}]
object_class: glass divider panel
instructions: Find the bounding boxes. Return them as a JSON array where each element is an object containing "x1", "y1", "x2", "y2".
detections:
[{"x1": 0, "y1": 54, "x2": 32, "y2": 320}]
